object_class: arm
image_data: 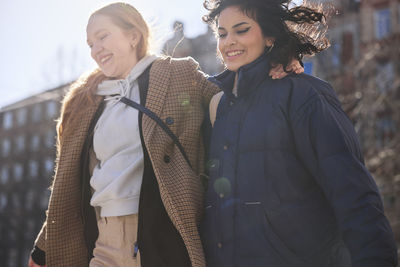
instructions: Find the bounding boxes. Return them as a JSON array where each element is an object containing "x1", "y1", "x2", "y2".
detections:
[
  {"x1": 29, "y1": 222, "x2": 47, "y2": 266},
  {"x1": 290, "y1": 87, "x2": 397, "y2": 267}
]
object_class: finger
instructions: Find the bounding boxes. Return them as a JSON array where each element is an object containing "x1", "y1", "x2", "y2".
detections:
[{"x1": 296, "y1": 67, "x2": 304, "y2": 74}]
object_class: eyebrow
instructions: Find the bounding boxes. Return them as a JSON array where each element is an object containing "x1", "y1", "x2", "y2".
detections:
[{"x1": 218, "y1": 22, "x2": 250, "y2": 31}]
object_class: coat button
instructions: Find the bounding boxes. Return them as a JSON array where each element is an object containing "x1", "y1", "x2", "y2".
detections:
[
  {"x1": 165, "y1": 117, "x2": 174, "y2": 125},
  {"x1": 164, "y1": 155, "x2": 171, "y2": 163}
]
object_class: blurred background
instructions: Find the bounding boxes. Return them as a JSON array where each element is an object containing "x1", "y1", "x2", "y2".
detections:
[{"x1": 0, "y1": 0, "x2": 399, "y2": 265}]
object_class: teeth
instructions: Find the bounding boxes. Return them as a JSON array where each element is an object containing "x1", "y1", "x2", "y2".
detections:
[
  {"x1": 100, "y1": 55, "x2": 111, "y2": 64},
  {"x1": 227, "y1": 51, "x2": 243, "y2": 57}
]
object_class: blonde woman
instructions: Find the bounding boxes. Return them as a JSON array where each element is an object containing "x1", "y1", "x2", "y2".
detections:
[{"x1": 28, "y1": 2, "x2": 302, "y2": 267}]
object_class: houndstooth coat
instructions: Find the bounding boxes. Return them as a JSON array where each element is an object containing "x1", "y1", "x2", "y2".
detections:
[{"x1": 33, "y1": 56, "x2": 219, "y2": 267}]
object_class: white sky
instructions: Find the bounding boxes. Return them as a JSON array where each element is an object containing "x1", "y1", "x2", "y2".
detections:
[
  {"x1": 0, "y1": 0, "x2": 303, "y2": 108},
  {"x1": 0, "y1": 0, "x2": 208, "y2": 108}
]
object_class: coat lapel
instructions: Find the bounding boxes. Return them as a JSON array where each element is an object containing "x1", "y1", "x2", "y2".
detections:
[{"x1": 142, "y1": 58, "x2": 171, "y2": 144}]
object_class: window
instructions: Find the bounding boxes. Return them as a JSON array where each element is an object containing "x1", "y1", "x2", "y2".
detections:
[
  {"x1": 374, "y1": 8, "x2": 391, "y2": 39},
  {"x1": 25, "y1": 191, "x2": 35, "y2": 210},
  {"x1": 29, "y1": 160, "x2": 39, "y2": 178},
  {"x1": 44, "y1": 157, "x2": 54, "y2": 174},
  {"x1": 331, "y1": 42, "x2": 341, "y2": 67},
  {"x1": 11, "y1": 193, "x2": 21, "y2": 209},
  {"x1": 22, "y1": 249, "x2": 32, "y2": 267},
  {"x1": 46, "y1": 101, "x2": 58, "y2": 119},
  {"x1": 31, "y1": 104, "x2": 42, "y2": 122},
  {"x1": 0, "y1": 193, "x2": 8, "y2": 211},
  {"x1": 41, "y1": 190, "x2": 50, "y2": 210},
  {"x1": 30, "y1": 134, "x2": 40, "y2": 151},
  {"x1": 398, "y1": 5, "x2": 400, "y2": 29},
  {"x1": 8, "y1": 248, "x2": 18, "y2": 267},
  {"x1": 16, "y1": 108, "x2": 27, "y2": 126},
  {"x1": 376, "y1": 62, "x2": 394, "y2": 93},
  {"x1": 341, "y1": 32, "x2": 353, "y2": 64},
  {"x1": 375, "y1": 98, "x2": 395, "y2": 148},
  {"x1": 2, "y1": 138, "x2": 11, "y2": 157},
  {"x1": 24, "y1": 220, "x2": 35, "y2": 240},
  {"x1": 13, "y1": 163, "x2": 23, "y2": 182},
  {"x1": 1, "y1": 167, "x2": 9, "y2": 184},
  {"x1": 3, "y1": 112, "x2": 13, "y2": 129},
  {"x1": 8, "y1": 229, "x2": 17, "y2": 242},
  {"x1": 45, "y1": 130, "x2": 56, "y2": 148},
  {"x1": 15, "y1": 134, "x2": 25, "y2": 152}
]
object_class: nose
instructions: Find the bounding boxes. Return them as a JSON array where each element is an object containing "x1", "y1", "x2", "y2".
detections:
[
  {"x1": 226, "y1": 33, "x2": 236, "y2": 46},
  {"x1": 91, "y1": 42, "x2": 103, "y2": 58}
]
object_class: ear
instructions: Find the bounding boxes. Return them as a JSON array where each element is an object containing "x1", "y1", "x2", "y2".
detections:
[
  {"x1": 265, "y1": 37, "x2": 275, "y2": 47},
  {"x1": 129, "y1": 29, "x2": 140, "y2": 48}
]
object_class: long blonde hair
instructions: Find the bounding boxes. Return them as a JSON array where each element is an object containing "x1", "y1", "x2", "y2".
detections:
[{"x1": 57, "y1": 2, "x2": 152, "y2": 140}]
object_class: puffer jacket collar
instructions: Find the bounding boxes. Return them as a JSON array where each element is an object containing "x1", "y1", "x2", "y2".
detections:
[{"x1": 209, "y1": 52, "x2": 272, "y2": 99}]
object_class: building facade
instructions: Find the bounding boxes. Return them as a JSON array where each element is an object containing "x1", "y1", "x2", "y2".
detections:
[
  {"x1": 0, "y1": 86, "x2": 65, "y2": 266},
  {"x1": 162, "y1": 22, "x2": 224, "y2": 75},
  {"x1": 311, "y1": 0, "x2": 400, "y2": 252},
  {"x1": 358, "y1": 0, "x2": 400, "y2": 248}
]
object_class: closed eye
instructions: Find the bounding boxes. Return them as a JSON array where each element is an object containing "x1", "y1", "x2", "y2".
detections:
[
  {"x1": 100, "y1": 33, "x2": 109, "y2": 40},
  {"x1": 237, "y1": 27, "x2": 251, "y2": 34},
  {"x1": 218, "y1": 33, "x2": 227, "y2": 38}
]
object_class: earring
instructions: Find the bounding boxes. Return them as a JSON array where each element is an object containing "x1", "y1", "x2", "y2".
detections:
[{"x1": 265, "y1": 43, "x2": 274, "y2": 54}]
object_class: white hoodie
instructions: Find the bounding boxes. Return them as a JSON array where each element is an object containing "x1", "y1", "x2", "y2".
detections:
[{"x1": 90, "y1": 55, "x2": 158, "y2": 217}]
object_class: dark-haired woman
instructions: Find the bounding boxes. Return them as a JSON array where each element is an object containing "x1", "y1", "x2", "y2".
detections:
[{"x1": 201, "y1": 0, "x2": 398, "y2": 266}]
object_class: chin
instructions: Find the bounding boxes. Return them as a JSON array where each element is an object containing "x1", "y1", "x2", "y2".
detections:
[
  {"x1": 102, "y1": 69, "x2": 116, "y2": 78},
  {"x1": 226, "y1": 65, "x2": 240, "y2": 72}
]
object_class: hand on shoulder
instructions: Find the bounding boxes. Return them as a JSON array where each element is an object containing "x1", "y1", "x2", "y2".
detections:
[{"x1": 270, "y1": 59, "x2": 304, "y2": 79}]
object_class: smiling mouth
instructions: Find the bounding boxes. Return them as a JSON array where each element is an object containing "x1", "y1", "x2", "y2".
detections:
[
  {"x1": 99, "y1": 54, "x2": 112, "y2": 65},
  {"x1": 226, "y1": 50, "x2": 244, "y2": 57}
]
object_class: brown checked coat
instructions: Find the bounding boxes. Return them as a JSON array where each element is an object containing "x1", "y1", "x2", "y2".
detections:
[{"x1": 34, "y1": 56, "x2": 219, "y2": 267}]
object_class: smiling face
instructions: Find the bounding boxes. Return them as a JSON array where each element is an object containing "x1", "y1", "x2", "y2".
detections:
[
  {"x1": 217, "y1": 6, "x2": 273, "y2": 72},
  {"x1": 86, "y1": 14, "x2": 138, "y2": 79}
]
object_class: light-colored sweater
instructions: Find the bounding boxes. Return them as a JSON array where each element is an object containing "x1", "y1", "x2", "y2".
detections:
[{"x1": 90, "y1": 55, "x2": 158, "y2": 217}]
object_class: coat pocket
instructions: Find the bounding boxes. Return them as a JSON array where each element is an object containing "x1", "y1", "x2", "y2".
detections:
[{"x1": 261, "y1": 204, "x2": 309, "y2": 266}]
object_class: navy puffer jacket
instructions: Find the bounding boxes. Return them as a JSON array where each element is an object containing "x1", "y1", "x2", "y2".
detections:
[{"x1": 201, "y1": 53, "x2": 398, "y2": 267}]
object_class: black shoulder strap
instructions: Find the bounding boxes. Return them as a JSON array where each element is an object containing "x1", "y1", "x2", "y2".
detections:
[
  {"x1": 138, "y1": 63, "x2": 151, "y2": 106},
  {"x1": 120, "y1": 66, "x2": 193, "y2": 170}
]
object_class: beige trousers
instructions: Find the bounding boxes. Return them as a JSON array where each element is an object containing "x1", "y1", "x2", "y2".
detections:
[{"x1": 89, "y1": 214, "x2": 141, "y2": 267}]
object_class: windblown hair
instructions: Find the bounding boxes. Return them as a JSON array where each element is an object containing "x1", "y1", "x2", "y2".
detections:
[
  {"x1": 203, "y1": 0, "x2": 330, "y2": 70},
  {"x1": 57, "y1": 2, "x2": 152, "y2": 142}
]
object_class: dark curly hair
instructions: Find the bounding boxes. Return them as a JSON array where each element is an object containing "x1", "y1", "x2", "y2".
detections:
[{"x1": 203, "y1": 0, "x2": 330, "y2": 71}]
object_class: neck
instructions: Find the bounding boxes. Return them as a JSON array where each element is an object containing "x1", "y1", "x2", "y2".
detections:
[{"x1": 232, "y1": 73, "x2": 239, "y2": 96}]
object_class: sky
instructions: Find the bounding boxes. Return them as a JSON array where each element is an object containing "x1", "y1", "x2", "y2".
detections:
[
  {"x1": 0, "y1": 0, "x2": 304, "y2": 109},
  {"x1": 0, "y1": 0, "x2": 209, "y2": 108}
]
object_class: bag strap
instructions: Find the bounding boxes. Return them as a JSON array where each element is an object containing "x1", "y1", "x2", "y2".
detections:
[{"x1": 120, "y1": 91, "x2": 193, "y2": 170}]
